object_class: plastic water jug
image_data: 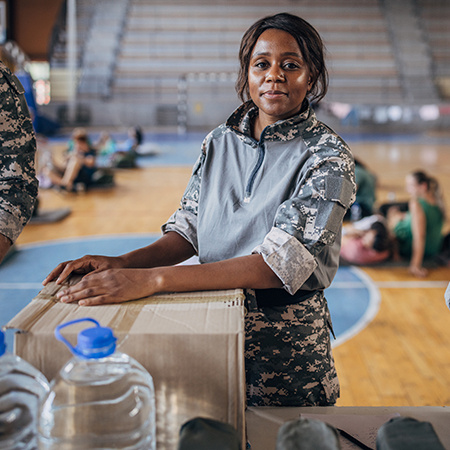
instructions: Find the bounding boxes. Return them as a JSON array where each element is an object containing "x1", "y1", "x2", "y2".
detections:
[
  {"x1": 0, "y1": 328, "x2": 50, "y2": 449},
  {"x1": 38, "y1": 318, "x2": 156, "y2": 449}
]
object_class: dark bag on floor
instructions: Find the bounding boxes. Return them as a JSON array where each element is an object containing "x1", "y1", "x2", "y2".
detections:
[
  {"x1": 91, "y1": 168, "x2": 115, "y2": 187},
  {"x1": 376, "y1": 416, "x2": 445, "y2": 450},
  {"x1": 178, "y1": 417, "x2": 240, "y2": 450}
]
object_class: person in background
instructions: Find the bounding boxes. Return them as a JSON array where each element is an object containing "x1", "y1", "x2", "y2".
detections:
[
  {"x1": 387, "y1": 170, "x2": 445, "y2": 277},
  {"x1": 44, "y1": 129, "x2": 97, "y2": 192},
  {"x1": 122, "y1": 126, "x2": 143, "y2": 152},
  {"x1": 95, "y1": 131, "x2": 116, "y2": 156},
  {"x1": 110, "y1": 126, "x2": 143, "y2": 168},
  {"x1": 345, "y1": 158, "x2": 377, "y2": 222},
  {"x1": 43, "y1": 13, "x2": 355, "y2": 407},
  {"x1": 65, "y1": 127, "x2": 93, "y2": 152},
  {"x1": 0, "y1": 61, "x2": 38, "y2": 263},
  {"x1": 340, "y1": 215, "x2": 392, "y2": 265}
]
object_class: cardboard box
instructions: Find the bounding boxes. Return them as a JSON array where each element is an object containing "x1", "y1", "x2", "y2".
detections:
[{"x1": 6, "y1": 278, "x2": 246, "y2": 450}]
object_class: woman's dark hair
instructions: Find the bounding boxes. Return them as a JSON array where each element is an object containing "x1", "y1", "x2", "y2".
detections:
[
  {"x1": 236, "y1": 12, "x2": 328, "y2": 103},
  {"x1": 371, "y1": 221, "x2": 391, "y2": 253},
  {"x1": 134, "y1": 126, "x2": 143, "y2": 146},
  {"x1": 74, "y1": 135, "x2": 88, "y2": 144},
  {"x1": 411, "y1": 170, "x2": 430, "y2": 189},
  {"x1": 411, "y1": 170, "x2": 446, "y2": 219}
]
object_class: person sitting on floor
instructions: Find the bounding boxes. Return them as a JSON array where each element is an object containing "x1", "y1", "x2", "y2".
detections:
[
  {"x1": 109, "y1": 126, "x2": 143, "y2": 168},
  {"x1": 386, "y1": 170, "x2": 445, "y2": 277},
  {"x1": 95, "y1": 131, "x2": 117, "y2": 156},
  {"x1": 44, "y1": 130, "x2": 98, "y2": 192},
  {"x1": 345, "y1": 158, "x2": 378, "y2": 222}
]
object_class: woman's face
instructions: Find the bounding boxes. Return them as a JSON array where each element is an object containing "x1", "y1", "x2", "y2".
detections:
[
  {"x1": 74, "y1": 139, "x2": 89, "y2": 153},
  {"x1": 405, "y1": 174, "x2": 425, "y2": 197},
  {"x1": 248, "y1": 28, "x2": 311, "y2": 127}
]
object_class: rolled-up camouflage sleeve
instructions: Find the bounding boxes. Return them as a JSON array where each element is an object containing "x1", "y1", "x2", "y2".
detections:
[
  {"x1": 161, "y1": 149, "x2": 205, "y2": 253},
  {"x1": 0, "y1": 62, "x2": 38, "y2": 243},
  {"x1": 253, "y1": 145, "x2": 355, "y2": 295}
]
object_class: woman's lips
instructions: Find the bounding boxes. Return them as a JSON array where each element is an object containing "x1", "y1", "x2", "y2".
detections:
[{"x1": 262, "y1": 90, "x2": 287, "y2": 99}]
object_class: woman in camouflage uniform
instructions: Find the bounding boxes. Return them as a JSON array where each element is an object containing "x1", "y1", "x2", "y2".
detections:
[{"x1": 45, "y1": 13, "x2": 355, "y2": 407}]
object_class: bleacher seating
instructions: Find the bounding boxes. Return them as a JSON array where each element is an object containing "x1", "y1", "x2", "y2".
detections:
[
  {"x1": 109, "y1": 0, "x2": 402, "y2": 109},
  {"x1": 47, "y1": 0, "x2": 448, "y2": 128},
  {"x1": 417, "y1": 0, "x2": 450, "y2": 100}
]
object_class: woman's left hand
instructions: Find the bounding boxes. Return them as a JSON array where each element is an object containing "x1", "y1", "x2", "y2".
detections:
[{"x1": 56, "y1": 268, "x2": 159, "y2": 306}]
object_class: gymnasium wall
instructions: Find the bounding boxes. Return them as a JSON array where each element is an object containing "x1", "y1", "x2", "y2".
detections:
[
  {"x1": 6, "y1": 0, "x2": 450, "y2": 132},
  {"x1": 10, "y1": 0, "x2": 62, "y2": 61}
]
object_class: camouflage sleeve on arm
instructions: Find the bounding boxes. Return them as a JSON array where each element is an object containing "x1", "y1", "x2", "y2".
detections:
[
  {"x1": 161, "y1": 144, "x2": 206, "y2": 253},
  {"x1": 253, "y1": 144, "x2": 355, "y2": 294},
  {"x1": 0, "y1": 63, "x2": 38, "y2": 243}
]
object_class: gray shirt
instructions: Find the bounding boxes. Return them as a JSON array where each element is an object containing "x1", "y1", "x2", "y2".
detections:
[{"x1": 163, "y1": 101, "x2": 355, "y2": 297}]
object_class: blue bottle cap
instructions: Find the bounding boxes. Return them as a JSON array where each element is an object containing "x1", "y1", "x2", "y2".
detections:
[
  {"x1": 76, "y1": 325, "x2": 117, "y2": 358},
  {"x1": 0, "y1": 329, "x2": 5, "y2": 357},
  {"x1": 55, "y1": 318, "x2": 117, "y2": 359}
]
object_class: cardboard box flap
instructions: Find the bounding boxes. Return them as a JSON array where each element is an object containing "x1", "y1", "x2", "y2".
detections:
[
  {"x1": 6, "y1": 276, "x2": 80, "y2": 332},
  {"x1": 6, "y1": 278, "x2": 246, "y2": 335}
]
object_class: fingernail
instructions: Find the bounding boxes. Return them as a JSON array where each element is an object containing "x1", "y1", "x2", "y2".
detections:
[{"x1": 79, "y1": 301, "x2": 86, "y2": 306}]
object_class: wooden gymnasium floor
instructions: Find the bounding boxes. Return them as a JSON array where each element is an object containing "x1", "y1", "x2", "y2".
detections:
[{"x1": 17, "y1": 131, "x2": 450, "y2": 408}]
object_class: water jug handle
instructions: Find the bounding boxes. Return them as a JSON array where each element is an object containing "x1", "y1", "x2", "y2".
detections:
[{"x1": 55, "y1": 318, "x2": 100, "y2": 356}]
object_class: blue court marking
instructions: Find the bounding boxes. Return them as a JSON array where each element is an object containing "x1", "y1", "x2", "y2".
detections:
[
  {"x1": 326, "y1": 266, "x2": 380, "y2": 348},
  {"x1": 52, "y1": 132, "x2": 205, "y2": 168},
  {"x1": 117, "y1": 132, "x2": 205, "y2": 167},
  {"x1": 0, "y1": 235, "x2": 379, "y2": 352}
]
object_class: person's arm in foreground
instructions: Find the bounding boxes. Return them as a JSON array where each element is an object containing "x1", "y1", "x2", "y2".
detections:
[
  {"x1": 0, "y1": 62, "x2": 38, "y2": 264},
  {"x1": 43, "y1": 231, "x2": 282, "y2": 306},
  {"x1": 408, "y1": 198, "x2": 427, "y2": 277}
]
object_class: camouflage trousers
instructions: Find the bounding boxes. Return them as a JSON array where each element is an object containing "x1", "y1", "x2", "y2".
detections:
[{"x1": 244, "y1": 290, "x2": 340, "y2": 407}]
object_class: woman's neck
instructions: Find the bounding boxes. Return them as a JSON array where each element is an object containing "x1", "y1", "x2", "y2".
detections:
[{"x1": 418, "y1": 191, "x2": 437, "y2": 205}]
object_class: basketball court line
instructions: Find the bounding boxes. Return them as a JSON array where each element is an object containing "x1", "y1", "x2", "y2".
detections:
[
  {"x1": 373, "y1": 280, "x2": 448, "y2": 288},
  {"x1": 330, "y1": 266, "x2": 381, "y2": 348}
]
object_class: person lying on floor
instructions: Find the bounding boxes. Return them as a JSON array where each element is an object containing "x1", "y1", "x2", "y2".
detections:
[{"x1": 340, "y1": 215, "x2": 392, "y2": 265}]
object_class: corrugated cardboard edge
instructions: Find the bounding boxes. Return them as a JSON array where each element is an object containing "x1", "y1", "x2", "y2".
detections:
[{"x1": 5, "y1": 275, "x2": 246, "y2": 333}]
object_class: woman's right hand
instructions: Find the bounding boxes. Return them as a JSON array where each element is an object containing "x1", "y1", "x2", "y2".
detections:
[{"x1": 42, "y1": 254, "x2": 126, "y2": 286}]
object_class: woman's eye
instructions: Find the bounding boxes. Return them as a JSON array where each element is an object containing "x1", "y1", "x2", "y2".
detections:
[
  {"x1": 254, "y1": 61, "x2": 268, "y2": 69},
  {"x1": 284, "y1": 62, "x2": 300, "y2": 70}
]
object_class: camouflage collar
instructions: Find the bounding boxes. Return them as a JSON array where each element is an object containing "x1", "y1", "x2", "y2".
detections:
[{"x1": 225, "y1": 99, "x2": 317, "y2": 142}]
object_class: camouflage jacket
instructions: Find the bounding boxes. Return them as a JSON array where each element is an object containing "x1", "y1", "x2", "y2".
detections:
[
  {"x1": 0, "y1": 61, "x2": 38, "y2": 243},
  {"x1": 163, "y1": 100, "x2": 355, "y2": 296}
]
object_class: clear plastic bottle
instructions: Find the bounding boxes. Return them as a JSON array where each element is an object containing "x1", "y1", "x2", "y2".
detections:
[
  {"x1": 0, "y1": 328, "x2": 50, "y2": 450},
  {"x1": 38, "y1": 318, "x2": 156, "y2": 450}
]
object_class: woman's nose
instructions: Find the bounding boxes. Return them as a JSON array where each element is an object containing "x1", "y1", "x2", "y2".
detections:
[{"x1": 265, "y1": 66, "x2": 285, "y2": 82}]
